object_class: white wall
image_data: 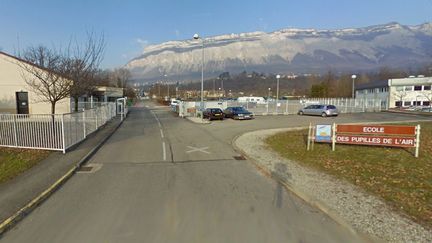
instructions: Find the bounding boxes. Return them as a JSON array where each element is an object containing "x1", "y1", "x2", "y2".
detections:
[{"x1": 0, "y1": 53, "x2": 71, "y2": 114}]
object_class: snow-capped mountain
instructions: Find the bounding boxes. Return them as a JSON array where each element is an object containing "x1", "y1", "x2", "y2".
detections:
[{"x1": 126, "y1": 22, "x2": 432, "y2": 81}]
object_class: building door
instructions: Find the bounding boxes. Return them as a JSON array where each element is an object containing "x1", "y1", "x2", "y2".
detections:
[{"x1": 16, "y1": 91, "x2": 29, "y2": 114}]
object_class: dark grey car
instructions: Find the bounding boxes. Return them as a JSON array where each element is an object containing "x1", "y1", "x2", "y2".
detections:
[
  {"x1": 298, "y1": 104, "x2": 339, "y2": 117},
  {"x1": 223, "y1": 107, "x2": 254, "y2": 120}
]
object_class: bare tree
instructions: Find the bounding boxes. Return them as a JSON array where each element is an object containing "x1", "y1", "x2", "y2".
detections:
[
  {"x1": 112, "y1": 68, "x2": 131, "y2": 96},
  {"x1": 17, "y1": 46, "x2": 72, "y2": 114},
  {"x1": 392, "y1": 90, "x2": 407, "y2": 110},
  {"x1": 64, "y1": 32, "x2": 106, "y2": 112},
  {"x1": 421, "y1": 87, "x2": 432, "y2": 110}
]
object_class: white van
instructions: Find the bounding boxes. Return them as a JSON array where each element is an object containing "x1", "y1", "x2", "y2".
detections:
[{"x1": 237, "y1": 96, "x2": 266, "y2": 104}]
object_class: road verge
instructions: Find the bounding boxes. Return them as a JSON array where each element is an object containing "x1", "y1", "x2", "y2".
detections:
[{"x1": 233, "y1": 126, "x2": 432, "y2": 243}]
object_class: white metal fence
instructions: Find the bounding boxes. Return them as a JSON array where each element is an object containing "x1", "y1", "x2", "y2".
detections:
[
  {"x1": 178, "y1": 97, "x2": 385, "y2": 117},
  {"x1": 0, "y1": 102, "x2": 117, "y2": 153}
]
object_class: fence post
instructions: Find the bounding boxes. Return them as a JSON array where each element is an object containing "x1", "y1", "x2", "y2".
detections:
[
  {"x1": 12, "y1": 115, "x2": 18, "y2": 147},
  {"x1": 266, "y1": 100, "x2": 270, "y2": 115},
  {"x1": 61, "y1": 114, "x2": 66, "y2": 153},
  {"x1": 285, "y1": 99, "x2": 289, "y2": 114},
  {"x1": 83, "y1": 109, "x2": 87, "y2": 138},
  {"x1": 95, "y1": 108, "x2": 98, "y2": 128},
  {"x1": 415, "y1": 124, "x2": 421, "y2": 158}
]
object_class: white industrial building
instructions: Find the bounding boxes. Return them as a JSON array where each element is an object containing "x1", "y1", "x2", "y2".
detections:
[{"x1": 355, "y1": 76, "x2": 432, "y2": 109}]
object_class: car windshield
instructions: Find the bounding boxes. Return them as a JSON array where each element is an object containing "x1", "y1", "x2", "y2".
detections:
[
  {"x1": 232, "y1": 107, "x2": 246, "y2": 112},
  {"x1": 211, "y1": 109, "x2": 222, "y2": 113}
]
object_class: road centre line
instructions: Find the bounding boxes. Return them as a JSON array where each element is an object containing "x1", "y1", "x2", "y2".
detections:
[
  {"x1": 150, "y1": 110, "x2": 162, "y2": 128},
  {"x1": 162, "y1": 141, "x2": 167, "y2": 161},
  {"x1": 151, "y1": 110, "x2": 166, "y2": 161}
]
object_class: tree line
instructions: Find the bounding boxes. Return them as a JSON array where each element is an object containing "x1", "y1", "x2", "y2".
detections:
[{"x1": 175, "y1": 66, "x2": 432, "y2": 98}]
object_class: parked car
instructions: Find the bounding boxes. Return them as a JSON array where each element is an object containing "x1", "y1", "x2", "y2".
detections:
[
  {"x1": 203, "y1": 108, "x2": 224, "y2": 120},
  {"x1": 298, "y1": 104, "x2": 339, "y2": 117},
  {"x1": 224, "y1": 107, "x2": 254, "y2": 120},
  {"x1": 421, "y1": 107, "x2": 432, "y2": 112}
]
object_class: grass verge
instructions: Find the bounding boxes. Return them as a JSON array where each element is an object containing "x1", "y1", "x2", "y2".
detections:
[
  {"x1": 266, "y1": 122, "x2": 432, "y2": 229},
  {"x1": 0, "y1": 148, "x2": 50, "y2": 184}
]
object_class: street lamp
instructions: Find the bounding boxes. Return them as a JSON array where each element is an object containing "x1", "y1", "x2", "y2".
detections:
[
  {"x1": 351, "y1": 74, "x2": 357, "y2": 98},
  {"x1": 276, "y1": 74, "x2": 280, "y2": 113},
  {"x1": 193, "y1": 33, "x2": 204, "y2": 113},
  {"x1": 268, "y1": 87, "x2": 271, "y2": 101},
  {"x1": 164, "y1": 74, "x2": 169, "y2": 99}
]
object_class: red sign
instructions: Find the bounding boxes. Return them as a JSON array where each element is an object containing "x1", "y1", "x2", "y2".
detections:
[
  {"x1": 336, "y1": 135, "x2": 415, "y2": 147},
  {"x1": 337, "y1": 124, "x2": 416, "y2": 135}
]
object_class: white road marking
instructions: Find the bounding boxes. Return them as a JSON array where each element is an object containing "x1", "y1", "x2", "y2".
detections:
[
  {"x1": 162, "y1": 142, "x2": 167, "y2": 161},
  {"x1": 160, "y1": 129, "x2": 164, "y2": 138},
  {"x1": 150, "y1": 110, "x2": 162, "y2": 128},
  {"x1": 152, "y1": 110, "x2": 166, "y2": 161},
  {"x1": 186, "y1": 146, "x2": 211, "y2": 154}
]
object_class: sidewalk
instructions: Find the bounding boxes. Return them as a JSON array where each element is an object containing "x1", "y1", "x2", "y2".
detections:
[{"x1": 0, "y1": 117, "x2": 122, "y2": 225}]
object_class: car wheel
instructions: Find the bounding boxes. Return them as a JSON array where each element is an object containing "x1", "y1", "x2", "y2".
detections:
[
  {"x1": 298, "y1": 111, "x2": 304, "y2": 115},
  {"x1": 321, "y1": 112, "x2": 327, "y2": 117}
]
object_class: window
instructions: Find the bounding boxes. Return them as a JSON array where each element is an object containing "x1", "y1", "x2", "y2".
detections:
[
  {"x1": 403, "y1": 101, "x2": 411, "y2": 106},
  {"x1": 396, "y1": 86, "x2": 404, "y2": 91},
  {"x1": 383, "y1": 87, "x2": 388, "y2": 92},
  {"x1": 413, "y1": 101, "x2": 421, "y2": 106},
  {"x1": 405, "y1": 86, "x2": 413, "y2": 91},
  {"x1": 395, "y1": 101, "x2": 402, "y2": 107},
  {"x1": 414, "y1": 86, "x2": 422, "y2": 91},
  {"x1": 423, "y1": 101, "x2": 430, "y2": 106},
  {"x1": 368, "y1": 88, "x2": 374, "y2": 94},
  {"x1": 424, "y1": 85, "x2": 431, "y2": 91}
]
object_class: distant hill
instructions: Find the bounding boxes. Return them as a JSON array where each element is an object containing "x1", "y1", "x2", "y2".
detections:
[{"x1": 126, "y1": 22, "x2": 432, "y2": 82}]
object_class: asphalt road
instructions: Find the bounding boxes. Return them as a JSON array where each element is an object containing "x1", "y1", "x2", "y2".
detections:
[{"x1": 2, "y1": 102, "x2": 429, "y2": 243}]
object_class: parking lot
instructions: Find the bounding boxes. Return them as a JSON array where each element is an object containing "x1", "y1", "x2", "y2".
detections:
[{"x1": 198, "y1": 111, "x2": 432, "y2": 143}]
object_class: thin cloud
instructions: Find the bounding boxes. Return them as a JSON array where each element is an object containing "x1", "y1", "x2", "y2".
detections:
[
  {"x1": 136, "y1": 38, "x2": 150, "y2": 48},
  {"x1": 174, "y1": 29, "x2": 181, "y2": 38}
]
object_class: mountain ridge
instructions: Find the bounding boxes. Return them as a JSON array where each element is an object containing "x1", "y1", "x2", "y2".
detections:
[{"x1": 126, "y1": 22, "x2": 432, "y2": 82}]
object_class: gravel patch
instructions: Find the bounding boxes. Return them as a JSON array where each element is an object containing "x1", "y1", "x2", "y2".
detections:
[{"x1": 234, "y1": 127, "x2": 432, "y2": 243}]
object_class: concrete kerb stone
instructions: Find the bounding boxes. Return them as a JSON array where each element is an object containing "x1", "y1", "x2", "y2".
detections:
[
  {"x1": 0, "y1": 117, "x2": 126, "y2": 237},
  {"x1": 185, "y1": 116, "x2": 211, "y2": 124}
]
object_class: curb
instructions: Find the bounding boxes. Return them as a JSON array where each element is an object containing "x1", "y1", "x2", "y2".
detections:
[
  {"x1": 230, "y1": 124, "x2": 418, "y2": 242},
  {"x1": 0, "y1": 117, "x2": 125, "y2": 236}
]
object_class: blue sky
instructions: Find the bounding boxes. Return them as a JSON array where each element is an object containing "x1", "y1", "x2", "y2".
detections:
[{"x1": 1, "y1": 0, "x2": 431, "y2": 68}]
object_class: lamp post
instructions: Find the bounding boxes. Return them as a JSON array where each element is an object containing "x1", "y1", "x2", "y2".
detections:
[
  {"x1": 193, "y1": 33, "x2": 204, "y2": 115},
  {"x1": 276, "y1": 74, "x2": 280, "y2": 113},
  {"x1": 351, "y1": 74, "x2": 357, "y2": 98},
  {"x1": 164, "y1": 74, "x2": 169, "y2": 99}
]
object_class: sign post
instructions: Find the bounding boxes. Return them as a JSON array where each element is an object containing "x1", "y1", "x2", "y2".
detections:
[{"x1": 415, "y1": 125, "x2": 421, "y2": 158}]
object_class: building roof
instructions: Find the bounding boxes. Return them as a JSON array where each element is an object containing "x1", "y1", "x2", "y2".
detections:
[
  {"x1": 389, "y1": 76, "x2": 432, "y2": 86},
  {"x1": 355, "y1": 80, "x2": 388, "y2": 90}
]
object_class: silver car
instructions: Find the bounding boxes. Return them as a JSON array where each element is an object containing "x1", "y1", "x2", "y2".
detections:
[{"x1": 298, "y1": 104, "x2": 339, "y2": 117}]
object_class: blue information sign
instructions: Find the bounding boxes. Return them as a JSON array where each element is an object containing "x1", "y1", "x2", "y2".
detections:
[{"x1": 315, "y1": 125, "x2": 332, "y2": 142}]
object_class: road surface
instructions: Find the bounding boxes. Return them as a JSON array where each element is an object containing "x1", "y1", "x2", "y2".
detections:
[{"x1": 4, "y1": 102, "x2": 424, "y2": 242}]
